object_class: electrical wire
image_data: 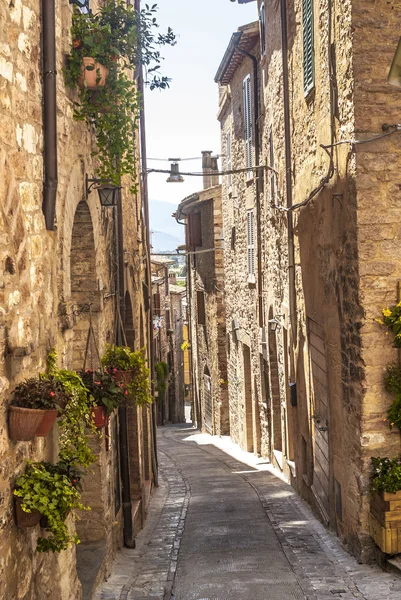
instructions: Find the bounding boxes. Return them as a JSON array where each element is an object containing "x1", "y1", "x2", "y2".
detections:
[{"x1": 146, "y1": 164, "x2": 278, "y2": 177}]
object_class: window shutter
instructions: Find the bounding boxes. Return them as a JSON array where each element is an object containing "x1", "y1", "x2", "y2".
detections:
[
  {"x1": 247, "y1": 210, "x2": 255, "y2": 279},
  {"x1": 226, "y1": 130, "x2": 232, "y2": 187},
  {"x1": 153, "y1": 292, "x2": 161, "y2": 315},
  {"x1": 303, "y1": 0, "x2": 314, "y2": 95},
  {"x1": 269, "y1": 127, "x2": 275, "y2": 202},
  {"x1": 188, "y1": 212, "x2": 202, "y2": 247},
  {"x1": 260, "y1": 3, "x2": 266, "y2": 56},
  {"x1": 197, "y1": 291, "x2": 206, "y2": 325},
  {"x1": 243, "y1": 75, "x2": 253, "y2": 179}
]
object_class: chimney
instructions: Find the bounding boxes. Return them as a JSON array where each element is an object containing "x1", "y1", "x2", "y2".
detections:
[
  {"x1": 211, "y1": 156, "x2": 219, "y2": 187},
  {"x1": 202, "y1": 151, "x2": 212, "y2": 190},
  {"x1": 168, "y1": 272, "x2": 177, "y2": 285}
]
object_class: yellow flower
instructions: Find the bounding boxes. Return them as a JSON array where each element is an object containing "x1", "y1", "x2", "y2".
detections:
[{"x1": 383, "y1": 308, "x2": 392, "y2": 317}]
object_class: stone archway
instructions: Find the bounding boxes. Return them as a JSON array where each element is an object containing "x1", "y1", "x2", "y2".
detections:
[{"x1": 69, "y1": 201, "x2": 100, "y2": 371}]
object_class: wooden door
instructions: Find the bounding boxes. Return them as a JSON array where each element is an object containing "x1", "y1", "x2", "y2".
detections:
[{"x1": 308, "y1": 318, "x2": 330, "y2": 522}]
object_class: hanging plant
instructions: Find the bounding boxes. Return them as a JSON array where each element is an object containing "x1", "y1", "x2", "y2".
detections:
[
  {"x1": 79, "y1": 370, "x2": 124, "y2": 416},
  {"x1": 14, "y1": 462, "x2": 86, "y2": 553},
  {"x1": 64, "y1": 1, "x2": 176, "y2": 189},
  {"x1": 155, "y1": 361, "x2": 169, "y2": 398},
  {"x1": 101, "y1": 345, "x2": 152, "y2": 406}
]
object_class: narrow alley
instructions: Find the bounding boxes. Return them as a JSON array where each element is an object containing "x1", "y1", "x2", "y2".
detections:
[{"x1": 98, "y1": 426, "x2": 401, "y2": 600}]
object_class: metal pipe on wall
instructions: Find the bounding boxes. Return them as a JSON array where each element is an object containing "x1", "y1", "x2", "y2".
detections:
[
  {"x1": 280, "y1": 0, "x2": 297, "y2": 336},
  {"x1": 42, "y1": 0, "x2": 58, "y2": 230},
  {"x1": 135, "y1": 0, "x2": 159, "y2": 487}
]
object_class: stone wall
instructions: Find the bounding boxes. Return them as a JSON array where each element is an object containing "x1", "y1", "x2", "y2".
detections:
[{"x1": 0, "y1": 0, "x2": 150, "y2": 595}]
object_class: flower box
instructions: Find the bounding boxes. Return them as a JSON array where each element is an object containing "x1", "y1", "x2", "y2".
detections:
[
  {"x1": 8, "y1": 406, "x2": 46, "y2": 442},
  {"x1": 369, "y1": 490, "x2": 401, "y2": 553},
  {"x1": 91, "y1": 405, "x2": 107, "y2": 429},
  {"x1": 35, "y1": 409, "x2": 58, "y2": 437},
  {"x1": 15, "y1": 497, "x2": 41, "y2": 528}
]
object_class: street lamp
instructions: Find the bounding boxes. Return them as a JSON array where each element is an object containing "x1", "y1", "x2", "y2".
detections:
[
  {"x1": 86, "y1": 175, "x2": 121, "y2": 207},
  {"x1": 166, "y1": 161, "x2": 184, "y2": 183}
]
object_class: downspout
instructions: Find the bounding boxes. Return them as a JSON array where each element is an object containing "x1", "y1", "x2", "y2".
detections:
[
  {"x1": 280, "y1": 0, "x2": 297, "y2": 336},
  {"x1": 42, "y1": 0, "x2": 58, "y2": 230},
  {"x1": 135, "y1": 0, "x2": 159, "y2": 487},
  {"x1": 234, "y1": 41, "x2": 263, "y2": 327},
  {"x1": 115, "y1": 191, "x2": 135, "y2": 547}
]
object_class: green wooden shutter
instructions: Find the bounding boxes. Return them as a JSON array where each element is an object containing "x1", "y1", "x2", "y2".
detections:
[{"x1": 303, "y1": 0, "x2": 314, "y2": 95}]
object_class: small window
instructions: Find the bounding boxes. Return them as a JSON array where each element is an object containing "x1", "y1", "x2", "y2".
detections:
[
  {"x1": 226, "y1": 130, "x2": 232, "y2": 188},
  {"x1": 197, "y1": 291, "x2": 206, "y2": 325},
  {"x1": 243, "y1": 74, "x2": 253, "y2": 180},
  {"x1": 188, "y1": 212, "x2": 202, "y2": 247},
  {"x1": 260, "y1": 3, "x2": 266, "y2": 56},
  {"x1": 247, "y1": 210, "x2": 255, "y2": 282},
  {"x1": 153, "y1": 292, "x2": 161, "y2": 315},
  {"x1": 303, "y1": 0, "x2": 314, "y2": 95}
]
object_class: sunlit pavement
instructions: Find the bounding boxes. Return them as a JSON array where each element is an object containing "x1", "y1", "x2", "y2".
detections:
[{"x1": 98, "y1": 424, "x2": 401, "y2": 600}]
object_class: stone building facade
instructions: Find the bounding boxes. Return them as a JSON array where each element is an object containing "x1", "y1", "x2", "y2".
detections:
[
  {"x1": 213, "y1": 0, "x2": 401, "y2": 562},
  {"x1": 177, "y1": 182, "x2": 229, "y2": 435},
  {"x1": 0, "y1": 0, "x2": 154, "y2": 597}
]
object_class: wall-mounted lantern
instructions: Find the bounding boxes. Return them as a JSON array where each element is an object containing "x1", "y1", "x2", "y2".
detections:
[{"x1": 86, "y1": 174, "x2": 121, "y2": 207}]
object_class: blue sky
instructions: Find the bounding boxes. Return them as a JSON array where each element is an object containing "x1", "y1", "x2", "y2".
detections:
[{"x1": 144, "y1": 0, "x2": 257, "y2": 207}]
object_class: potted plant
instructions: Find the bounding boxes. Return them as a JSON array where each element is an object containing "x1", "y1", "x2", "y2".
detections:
[
  {"x1": 64, "y1": 2, "x2": 176, "y2": 189},
  {"x1": 102, "y1": 345, "x2": 134, "y2": 385},
  {"x1": 369, "y1": 456, "x2": 401, "y2": 553},
  {"x1": 14, "y1": 462, "x2": 86, "y2": 552},
  {"x1": 9, "y1": 376, "x2": 69, "y2": 441},
  {"x1": 80, "y1": 370, "x2": 124, "y2": 428}
]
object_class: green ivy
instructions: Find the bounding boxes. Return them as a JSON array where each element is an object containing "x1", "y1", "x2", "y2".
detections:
[
  {"x1": 155, "y1": 361, "x2": 168, "y2": 398},
  {"x1": 64, "y1": 1, "x2": 175, "y2": 189}
]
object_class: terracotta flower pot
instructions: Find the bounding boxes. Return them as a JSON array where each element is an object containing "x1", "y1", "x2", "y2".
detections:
[
  {"x1": 15, "y1": 497, "x2": 41, "y2": 528},
  {"x1": 8, "y1": 406, "x2": 45, "y2": 442},
  {"x1": 92, "y1": 405, "x2": 107, "y2": 429},
  {"x1": 112, "y1": 370, "x2": 131, "y2": 385},
  {"x1": 77, "y1": 57, "x2": 108, "y2": 89},
  {"x1": 35, "y1": 409, "x2": 58, "y2": 437},
  {"x1": 40, "y1": 509, "x2": 70, "y2": 529}
]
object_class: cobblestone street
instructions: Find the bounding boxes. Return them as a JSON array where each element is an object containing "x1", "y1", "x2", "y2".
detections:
[{"x1": 97, "y1": 425, "x2": 401, "y2": 600}]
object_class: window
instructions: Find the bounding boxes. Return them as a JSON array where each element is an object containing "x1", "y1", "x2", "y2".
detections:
[
  {"x1": 247, "y1": 210, "x2": 255, "y2": 282},
  {"x1": 153, "y1": 292, "x2": 161, "y2": 315},
  {"x1": 303, "y1": 0, "x2": 314, "y2": 95},
  {"x1": 197, "y1": 291, "x2": 206, "y2": 325},
  {"x1": 260, "y1": 3, "x2": 266, "y2": 56},
  {"x1": 243, "y1": 74, "x2": 253, "y2": 179},
  {"x1": 188, "y1": 212, "x2": 202, "y2": 247},
  {"x1": 226, "y1": 130, "x2": 232, "y2": 188}
]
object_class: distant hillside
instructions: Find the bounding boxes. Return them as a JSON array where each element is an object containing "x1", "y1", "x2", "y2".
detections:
[{"x1": 149, "y1": 199, "x2": 185, "y2": 251}]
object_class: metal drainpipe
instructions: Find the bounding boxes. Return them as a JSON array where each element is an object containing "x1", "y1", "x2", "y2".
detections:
[
  {"x1": 280, "y1": 0, "x2": 297, "y2": 336},
  {"x1": 115, "y1": 191, "x2": 135, "y2": 548},
  {"x1": 42, "y1": 0, "x2": 58, "y2": 230},
  {"x1": 135, "y1": 0, "x2": 159, "y2": 487},
  {"x1": 234, "y1": 41, "x2": 263, "y2": 327}
]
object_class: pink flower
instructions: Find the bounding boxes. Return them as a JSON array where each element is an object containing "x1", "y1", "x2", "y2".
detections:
[
  {"x1": 113, "y1": 368, "x2": 118, "y2": 373},
  {"x1": 124, "y1": 390, "x2": 128, "y2": 396},
  {"x1": 94, "y1": 381, "x2": 100, "y2": 385},
  {"x1": 49, "y1": 391, "x2": 55, "y2": 397}
]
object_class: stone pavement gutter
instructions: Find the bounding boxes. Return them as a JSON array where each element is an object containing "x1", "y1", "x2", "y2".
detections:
[{"x1": 97, "y1": 425, "x2": 401, "y2": 600}]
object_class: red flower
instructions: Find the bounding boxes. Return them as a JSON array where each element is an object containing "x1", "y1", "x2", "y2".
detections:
[
  {"x1": 113, "y1": 368, "x2": 117, "y2": 373},
  {"x1": 124, "y1": 390, "x2": 128, "y2": 396},
  {"x1": 94, "y1": 381, "x2": 100, "y2": 385},
  {"x1": 49, "y1": 391, "x2": 55, "y2": 397}
]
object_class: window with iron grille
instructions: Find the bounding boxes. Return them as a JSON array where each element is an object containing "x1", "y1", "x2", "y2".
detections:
[
  {"x1": 243, "y1": 74, "x2": 253, "y2": 180},
  {"x1": 226, "y1": 130, "x2": 232, "y2": 188},
  {"x1": 260, "y1": 3, "x2": 266, "y2": 56},
  {"x1": 303, "y1": 0, "x2": 314, "y2": 95},
  {"x1": 247, "y1": 210, "x2": 255, "y2": 282}
]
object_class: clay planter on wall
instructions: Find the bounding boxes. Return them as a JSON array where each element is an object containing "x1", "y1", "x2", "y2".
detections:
[
  {"x1": 35, "y1": 409, "x2": 58, "y2": 437},
  {"x1": 77, "y1": 57, "x2": 108, "y2": 89},
  {"x1": 14, "y1": 497, "x2": 41, "y2": 528},
  {"x1": 92, "y1": 405, "x2": 107, "y2": 429},
  {"x1": 112, "y1": 370, "x2": 131, "y2": 386},
  {"x1": 369, "y1": 490, "x2": 401, "y2": 554},
  {"x1": 8, "y1": 406, "x2": 46, "y2": 441}
]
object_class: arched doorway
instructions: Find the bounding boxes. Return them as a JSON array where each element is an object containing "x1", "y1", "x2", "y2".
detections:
[
  {"x1": 203, "y1": 365, "x2": 213, "y2": 434},
  {"x1": 70, "y1": 201, "x2": 100, "y2": 371}
]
